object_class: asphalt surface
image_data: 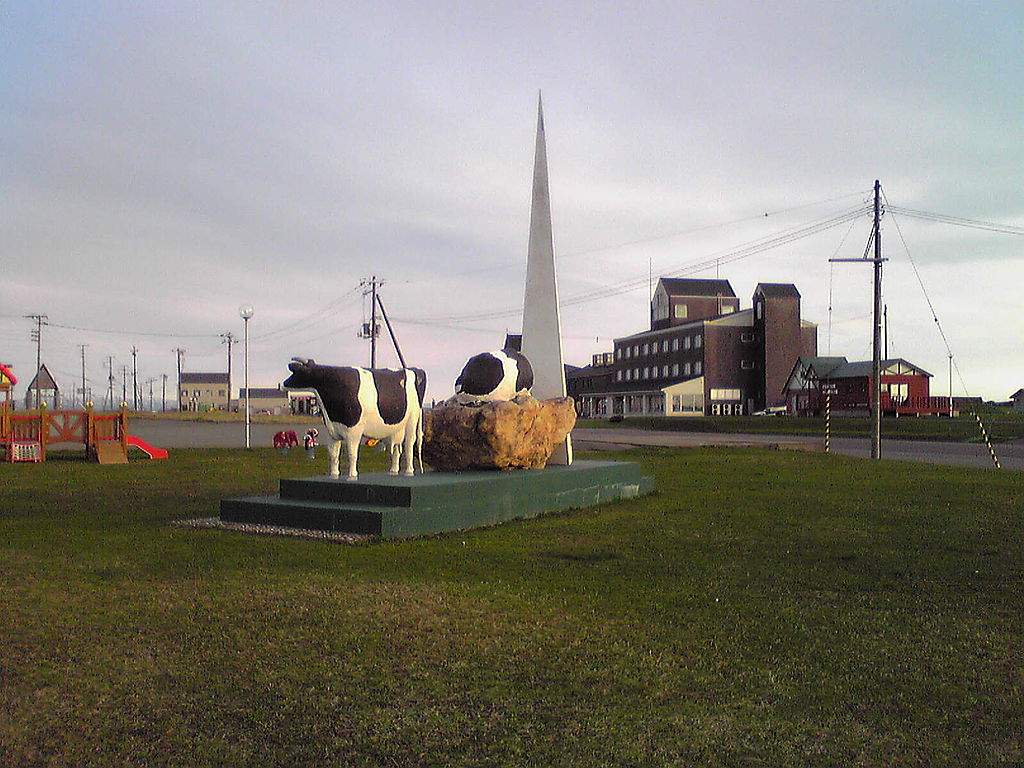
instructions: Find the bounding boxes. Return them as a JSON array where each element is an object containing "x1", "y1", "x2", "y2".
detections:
[{"x1": 129, "y1": 419, "x2": 1024, "y2": 472}]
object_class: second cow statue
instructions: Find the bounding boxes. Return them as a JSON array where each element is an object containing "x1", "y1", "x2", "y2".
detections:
[{"x1": 283, "y1": 358, "x2": 427, "y2": 480}]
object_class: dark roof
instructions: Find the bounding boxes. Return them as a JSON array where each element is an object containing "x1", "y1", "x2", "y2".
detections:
[
  {"x1": 1010, "y1": 389, "x2": 1024, "y2": 400},
  {"x1": 658, "y1": 277, "x2": 736, "y2": 298},
  {"x1": 181, "y1": 372, "x2": 229, "y2": 384},
  {"x1": 27, "y1": 364, "x2": 59, "y2": 391},
  {"x1": 798, "y1": 356, "x2": 849, "y2": 378},
  {"x1": 798, "y1": 358, "x2": 931, "y2": 381},
  {"x1": 755, "y1": 283, "x2": 800, "y2": 299},
  {"x1": 239, "y1": 387, "x2": 286, "y2": 398}
]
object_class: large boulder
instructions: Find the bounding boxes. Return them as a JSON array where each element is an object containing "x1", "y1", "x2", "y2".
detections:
[{"x1": 423, "y1": 393, "x2": 576, "y2": 471}]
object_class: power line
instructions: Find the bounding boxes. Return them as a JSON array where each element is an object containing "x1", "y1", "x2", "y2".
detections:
[
  {"x1": 253, "y1": 285, "x2": 362, "y2": 341},
  {"x1": 885, "y1": 205, "x2": 1024, "y2": 236},
  {"x1": 401, "y1": 204, "x2": 869, "y2": 325}
]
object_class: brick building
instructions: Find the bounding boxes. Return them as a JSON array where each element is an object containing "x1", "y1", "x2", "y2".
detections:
[{"x1": 567, "y1": 277, "x2": 817, "y2": 417}]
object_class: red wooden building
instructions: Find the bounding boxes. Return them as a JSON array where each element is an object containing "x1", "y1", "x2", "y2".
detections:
[{"x1": 783, "y1": 356, "x2": 960, "y2": 416}]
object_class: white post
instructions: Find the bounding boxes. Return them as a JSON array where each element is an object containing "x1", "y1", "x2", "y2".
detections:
[{"x1": 239, "y1": 304, "x2": 254, "y2": 448}]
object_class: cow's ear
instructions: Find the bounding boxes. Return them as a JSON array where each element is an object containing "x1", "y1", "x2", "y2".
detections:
[{"x1": 288, "y1": 361, "x2": 302, "y2": 373}]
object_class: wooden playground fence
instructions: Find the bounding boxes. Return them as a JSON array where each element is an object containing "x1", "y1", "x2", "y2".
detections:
[{"x1": 1, "y1": 401, "x2": 128, "y2": 462}]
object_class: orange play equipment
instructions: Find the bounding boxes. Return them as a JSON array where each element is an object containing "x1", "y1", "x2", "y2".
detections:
[{"x1": 0, "y1": 402, "x2": 167, "y2": 463}]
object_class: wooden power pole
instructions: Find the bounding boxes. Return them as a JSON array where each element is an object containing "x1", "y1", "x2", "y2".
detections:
[{"x1": 831, "y1": 179, "x2": 886, "y2": 460}]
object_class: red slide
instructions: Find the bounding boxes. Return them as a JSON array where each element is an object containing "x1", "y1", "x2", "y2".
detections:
[{"x1": 125, "y1": 435, "x2": 169, "y2": 460}]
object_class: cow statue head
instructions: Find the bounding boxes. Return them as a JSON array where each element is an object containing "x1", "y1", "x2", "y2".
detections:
[{"x1": 283, "y1": 357, "x2": 318, "y2": 390}]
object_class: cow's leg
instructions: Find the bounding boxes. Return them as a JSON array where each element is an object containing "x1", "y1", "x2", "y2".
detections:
[
  {"x1": 326, "y1": 438, "x2": 342, "y2": 478},
  {"x1": 401, "y1": 419, "x2": 417, "y2": 476},
  {"x1": 387, "y1": 436, "x2": 401, "y2": 475},
  {"x1": 343, "y1": 427, "x2": 363, "y2": 480}
]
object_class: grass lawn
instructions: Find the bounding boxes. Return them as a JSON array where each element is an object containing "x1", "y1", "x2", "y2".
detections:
[{"x1": 1, "y1": 447, "x2": 1021, "y2": 767}]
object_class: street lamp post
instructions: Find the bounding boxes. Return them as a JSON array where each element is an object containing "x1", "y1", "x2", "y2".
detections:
[{"x1": 239, "y1": 304, "x2": 254, "y2": 448}]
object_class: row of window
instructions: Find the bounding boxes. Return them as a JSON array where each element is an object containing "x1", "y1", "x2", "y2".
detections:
[
  {"x1": 617, "y1": 361, "x2": 703, "y2": 382},
  {"x1": 617, "y1": 334, "x2": 702, "y2": 360},
  {"x1": 180, "y1": 389, "x2": 226, "y2": 398}
]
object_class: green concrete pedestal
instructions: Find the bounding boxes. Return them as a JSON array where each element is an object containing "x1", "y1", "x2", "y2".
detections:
[{"x1": 220, "y1": 459, "x2": 654, "y2": 538}]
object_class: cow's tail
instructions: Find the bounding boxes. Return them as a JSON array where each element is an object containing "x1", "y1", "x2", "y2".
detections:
[{"x1": 416, "y1": 406, "x2": 425, "y2": 474}]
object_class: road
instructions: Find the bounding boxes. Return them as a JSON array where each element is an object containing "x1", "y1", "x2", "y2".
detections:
[{"x1": 129, "y1": 420, "x2": 1024, "y2": 472}]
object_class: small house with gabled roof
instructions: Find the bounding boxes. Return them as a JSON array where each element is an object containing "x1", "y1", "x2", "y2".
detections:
[
  {"x1": 179, "y1": 372, "x2": 230, "y2": 412},
  {"x1": 1010, "y1": 389, "x2": 1024, "y2": 413},
  {"x1": 783, "y1": 356, "x2": 954, "y2": 416},
  {"x1": 24, "y1": 364, "x2": 60, "y2": 409}
]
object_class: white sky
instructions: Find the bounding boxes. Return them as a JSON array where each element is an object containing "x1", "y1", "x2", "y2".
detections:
[{"x1": 2, "y1": 1, "x2": 1022, "y2": 406}]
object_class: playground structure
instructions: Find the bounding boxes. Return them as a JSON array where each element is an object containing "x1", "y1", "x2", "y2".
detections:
[{"x1": 0, "y1": 401, "x2": 167, "y2": 464}]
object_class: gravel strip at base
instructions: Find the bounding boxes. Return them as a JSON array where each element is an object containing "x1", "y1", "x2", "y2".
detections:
[{"x1": 173, "y1": 517, "x2": 373, "y2": 544}]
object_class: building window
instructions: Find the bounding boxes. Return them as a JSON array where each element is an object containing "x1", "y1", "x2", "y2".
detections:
[
  {"x1": 695, "y1": 361, "x2": 702, "y2": 375},
  {"x1": 674, "y1": 304, "x2": 688, "y2": 319},
  {"x1": 756, "y1": 300, "x2": 764, "y2": 320},
  {"x1": 633, "y1": 368, "x2": 639, "y2": 380},
  {"x1": 683, "y1": 336, "x2": 691, "y2": 350},
  {"x1": 671, "y1": 338, "x2": 679, "y2": 351},
  {"x1": 672, "y1": 363, "x2": 679, "y2": 376},
  {"x1": 741, "y1": 360, "x2": 755, "y2": 370},
  {"x1": 616, "y1": 370, "x2": 623, "y2": 382},
  {"x1": 661, "y1": 340, "x2": 669, "y2": 352},
  {"x1": 684, "y1": 362, "x2": 691, "y2": 376},
  {"x1": 218, "y1": 389, "x2": 225, "y2": 396},
  {"x1": 710, "y1": 388, "x2": 742, "y2": 401},
  {"x1": 741, "y1": 332, "x2": 755, "y2": 343},
  {"x1": 695, "y1": 334, "x2": 702, "y2": 348}
]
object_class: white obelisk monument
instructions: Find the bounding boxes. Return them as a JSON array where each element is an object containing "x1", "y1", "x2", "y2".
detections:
[{"x1": 521, "y1": 94, "x2": 573, "y2": 466}]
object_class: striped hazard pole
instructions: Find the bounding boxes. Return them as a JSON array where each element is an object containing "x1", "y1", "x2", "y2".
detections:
[
  {"x1": 824, "y1": 390, "x2": 831, "y2": 454},
  {"x1": 973, "y1": 411, "x2": 1002, "y2": 469}
]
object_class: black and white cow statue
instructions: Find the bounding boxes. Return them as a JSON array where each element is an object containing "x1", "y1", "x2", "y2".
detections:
[
  {"x1": 454, "y1": 349, "x2": 533, "y2": 406},
  {"x1": 283, "y1": 358, "x2": 427, "y2": 480}
]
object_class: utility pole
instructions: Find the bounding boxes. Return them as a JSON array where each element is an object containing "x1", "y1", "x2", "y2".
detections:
[
  {"x1": 172, "y1": 348, "x2": 185, "y2": 411},
  {"x1": 25, "y1": 314, "x2": 48, "y2": 408},
  {"x1": 122, "y1": 365, "x2": 128, "y2": 406},
  {"x1": 162, "y1": 373, "x2": 168, "y2": 412},
  {"x1": 131, "y1": 346, "x2": 139, "y2": 411},
  {"x1": 146, "y1": 377, "x2": 156, "y2": 412},
  {"x1": 831, "y1": 179, "x2": 886, "y2": 460},
  {"x1": 358, "y1": 276, "x2": 382, "y2": 368},
  {"x1": 220, "y1": 333, "x2": 235, "y2": 410},
  {"x1": 107, "y1": 356, "x2": 115, "y2": 410},
  {"x1": 79, "y1": 344, "x2": 88, "y2": 408},
  {"x1": 871, "y1": 179, "x2": 883, "y2": 460}
]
